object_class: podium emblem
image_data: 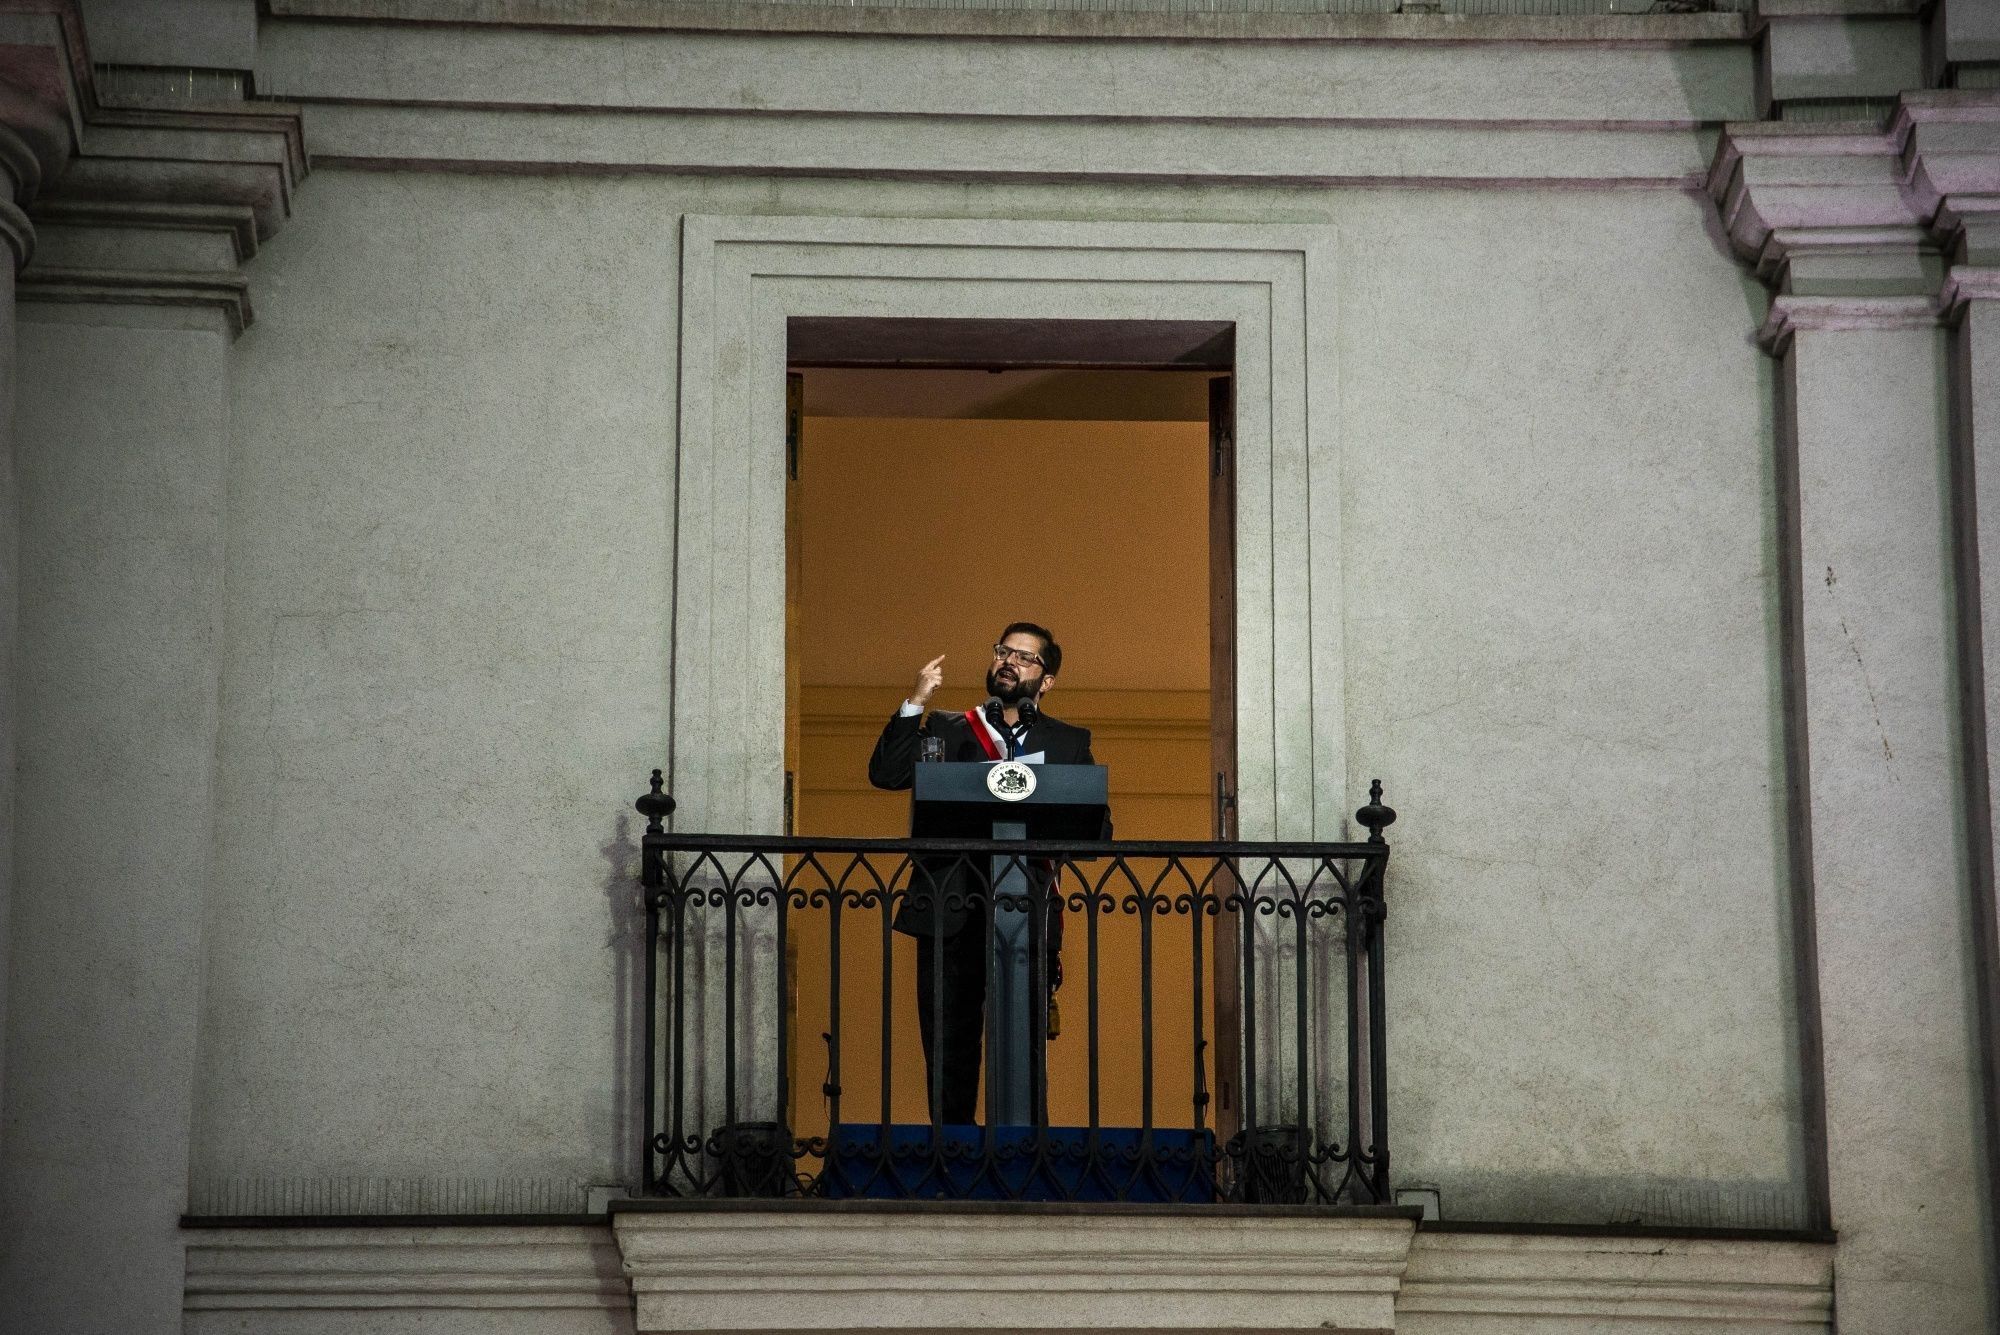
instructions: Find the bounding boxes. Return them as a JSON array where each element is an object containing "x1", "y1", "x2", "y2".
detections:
[{"x1": 985, "y1": 761, "x2": 1037, "y2": 802}]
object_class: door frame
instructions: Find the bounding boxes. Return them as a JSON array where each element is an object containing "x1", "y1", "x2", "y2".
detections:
[
  {"x1": 670, "y1": 214, "x2": 1345, "y2": 1126},
  {"x1": 671, "y1": 214, "x2": 1345, "y2": 839}
]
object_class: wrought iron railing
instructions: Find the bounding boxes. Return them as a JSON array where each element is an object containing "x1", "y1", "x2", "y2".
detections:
[{"x1": 633, "y1": 774, "x2": 1396, "y2": 1206}]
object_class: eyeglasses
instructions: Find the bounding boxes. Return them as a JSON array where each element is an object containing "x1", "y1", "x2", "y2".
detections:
[{"x1": 992, "y1": 644, "x2": 1047, "y2": 669}]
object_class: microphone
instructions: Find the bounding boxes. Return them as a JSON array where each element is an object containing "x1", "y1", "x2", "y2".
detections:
[
  {"x1": 1017, "y1": 697, "x2": 1040, "y2": 728},
  {"x1": 983, "y1": 698, "x2": 1006, "y2": 730}
]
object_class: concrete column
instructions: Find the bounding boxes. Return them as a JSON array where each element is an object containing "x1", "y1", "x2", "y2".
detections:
[{"x1": 1766, "y1": 293, "x2": 1993, "y2": 1332}]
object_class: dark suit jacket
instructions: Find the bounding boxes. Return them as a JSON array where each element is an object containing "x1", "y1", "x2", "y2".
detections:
[{"x1": 868, "y1": 706, "x2": 1101, "y2": 941}]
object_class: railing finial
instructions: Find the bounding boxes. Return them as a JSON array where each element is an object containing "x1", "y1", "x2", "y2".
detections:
[
  {"x1": 1356, "y1": 779, "x2": 1396, "y2": 844},
  {"x1": 637, "y1": 768, "x2": 675, "y2": 834}
]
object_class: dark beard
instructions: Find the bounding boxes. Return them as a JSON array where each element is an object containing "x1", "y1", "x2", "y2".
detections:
[{"x1": 986, "y1": 665, "x2": 1038, "y2": 705}]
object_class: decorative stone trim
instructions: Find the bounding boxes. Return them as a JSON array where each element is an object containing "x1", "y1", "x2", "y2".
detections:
[
  {"x1": 1708, "y1": 90, "x2": 2000, "y2": 290},
  {"x1": 183, "y1": 1225, "x2": 632, "y2": 1315},
  {"x1": 46, "y1": 104, "x2": 307, "y2": 243},
  {"x1": 1891, "y1": 89, "x2": 2000, "y2": 225},
  {"x1": 270, "y1": 0, "x2": 1749, "y2": 43},
  {"x1": 31, "y1": 199, "x2": 260, "y2": 264},
  {"x1": 672, "y1": 214, "x2": 1345, "y2": 848},
  {"x1": 0, "y1": 2, "x2": 307, "y2": 326},
  {"x1": 259, "y1": 5, "x2": 1748, "y2": 188},
  {"x1": 1943, "y1": 265, "x2": 2000, "y2": 316},
  {"x1": 12, "y1": 99, "x2": 306, "y2": 334},
  {"x1": 1757, "y1": 293, "x2": 1941, "y2": 352},
  {"x1": 14, "y1": 266, "x2": 251, "y2": 333},
  {"x1": 0, "y1": 194, "x2": 30, "y2": 269},
  {"x1": 613, "y1": 1206, "x2": 1416, "y2": 1333},
  {"x1": 0, "y1": 113, "x2": 51, "y2": 269},
  {"x1": 1707, "y1": 122, "x2": 1929, "y2": 280},
  {"x1": 1396, "y1": 1230, "x2": 1834, "y2": 1332}
]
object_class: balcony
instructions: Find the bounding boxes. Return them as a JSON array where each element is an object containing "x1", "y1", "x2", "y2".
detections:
[{"x1": 630, "y1": 771, "x2": 1398, "y2": 1208}]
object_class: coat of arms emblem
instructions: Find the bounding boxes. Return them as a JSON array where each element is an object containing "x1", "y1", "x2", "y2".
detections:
[{"x1": 985, "y1": 760, "x2": 1037, "y2": 802}]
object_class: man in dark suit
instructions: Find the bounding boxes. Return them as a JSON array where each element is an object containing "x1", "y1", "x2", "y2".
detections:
[{"x1": 868, "y1": 622, "x2": 1099, "y2": 1124}]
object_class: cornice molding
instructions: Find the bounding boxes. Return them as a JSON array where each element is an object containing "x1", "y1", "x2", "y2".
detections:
[
  {"x1": 1757, "y1": 293, "x2": 1941, "y2": 353},
  {"x1": 15, "y1": 99, "x2": 305, "y2": 331},
  {"x1": 48, "y1": 105, "x2": 307, "y2": 243},
  {"x1": 1943, "y1": 265, "x2": 2000, "y2": 317},
  {"x1": 1891, "y1": 89, "x2": 2000, "y2": 224},
  {"x1": 1709, "y1": 90, "x2": 2000, "y2": 295},
  {"x1": 0, "y1": 0, "x2": 308, "y2": 317},
  {"x1": 1707, "y1": 121, "x2": 1929, "y2": 280},
  {"x1": 271, "y1": 0, "x2": 1749, "y2": 44},
  {"x1": 15, "y1": 267, "x2": 251, "y2": 335},
  {"x1": 32, "y1": 199, "x2": 259, "y2": 262}
]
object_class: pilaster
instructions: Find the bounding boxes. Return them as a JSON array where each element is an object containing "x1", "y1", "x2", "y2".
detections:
[
  {"x1": 1923, "y1": 91, "x2": 2000, "y2": 1335},
  {"x1": 1943, "y1": 255, "x2": 2000, "y2": 1335},
  {"x1": 0, "y1": 5, "x2": 306, "y2": 1334},
  {"x1": 0, "y1": 1, "x2": 83, "y2": 1212},
  {"x1": 1710, "y1": 87, "x2": 2000, "y2": 1333}
]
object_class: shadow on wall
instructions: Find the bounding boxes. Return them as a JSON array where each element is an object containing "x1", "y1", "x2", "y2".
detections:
[{"x1": 602, "y1": 809, "x2": 646, "y2": 1191}]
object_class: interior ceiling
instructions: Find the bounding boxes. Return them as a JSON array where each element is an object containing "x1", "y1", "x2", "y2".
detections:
[
  {"x1": 798, "y1": 368, "x2": 1217, "y2": 422},
  {"x1": 787, "y1": 317, "x2": 1235, "y2": 370}
]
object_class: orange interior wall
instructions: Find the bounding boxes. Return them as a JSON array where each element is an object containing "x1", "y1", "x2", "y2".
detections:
[{"x1": 787, "y1": 414, "x2": 1215, "y2": 1136}]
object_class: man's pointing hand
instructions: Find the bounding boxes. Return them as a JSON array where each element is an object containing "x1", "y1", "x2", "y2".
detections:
[{"x1": 911, "y1": 654, "x2": 945, "y2": 710}]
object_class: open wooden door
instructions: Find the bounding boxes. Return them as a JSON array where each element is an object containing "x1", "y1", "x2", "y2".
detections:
[{"x1": 1208, "y1": 375, "x2": 1241, "y2": 1148}]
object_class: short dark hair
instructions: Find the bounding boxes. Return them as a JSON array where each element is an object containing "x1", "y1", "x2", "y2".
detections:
[{"x1": 1000, "y1": 621, "x2": 1062, "y2": 677}]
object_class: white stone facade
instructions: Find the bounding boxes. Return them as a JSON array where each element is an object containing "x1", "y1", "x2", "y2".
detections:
[{"x1": 0, "y1": 0, "x2": 1994, "y2": 1331}]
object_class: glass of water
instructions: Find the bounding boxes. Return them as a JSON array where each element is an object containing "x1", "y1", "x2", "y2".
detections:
[{"x1": 918, "y1": 735, "x2": 946, "y2": 764}]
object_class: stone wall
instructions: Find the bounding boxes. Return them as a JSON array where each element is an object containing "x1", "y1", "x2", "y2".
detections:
[
  {"x1": 186, "y1": 167, "x2": 1800, "y2": 1232},
  {"x1": 3, "y1": 1, "x2": 1995, "y2": 1331}
]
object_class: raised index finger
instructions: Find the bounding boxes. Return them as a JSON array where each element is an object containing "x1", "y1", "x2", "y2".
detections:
[{"x1": 925, "y1": 654, "x2": 946, "y2": 670}]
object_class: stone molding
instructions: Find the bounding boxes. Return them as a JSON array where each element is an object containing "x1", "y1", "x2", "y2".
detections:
[
  {"x1": 671, "y1": 214, "x2": 1346, "y2": 848},
  {"x1": 1397, "y1": 1230, "x2": 1835, "y2": 1332},
  {"x1": 45, "y1": 104, "x2": 306, "y2": 243},
  {"x1": 1757, "y1": 293, "x2": 1941, "y2": 352},
  {"x1": 613, "y1": 1207, "x2": 1416, "y2": 1332},
  {"x1": 0, "y1": 121, "x2": 45, "y2": 266},
  {"x1": 12, "y1": 267, "x2": 252, "y2": 333},
  {"x1": 17, "y1": 103, "x2": 306, "y2": 333},
  {"x1": 183, "y1": 1225, "x2": 632, "y2": 1314},
  {"x1": 0, "y1": 3, "x2": 86, "y2": 272},
  {"x1": 1708, "y1": 90, "x2": 2000, "y2": 291},
  {"x1": 258, "y1": 6, "x2": 1755, "y2": 188},
  {"x1": 1943, "y1": 264, "x2": 2000, "y2": 316},
  {"x1": 1708, "y1": 122, "x2": 1932, "y2": 282},
  {"x1": 271, "y1": 0, "x2": 1749, "y2": 44},
  {"x1": 0, "y1": 0, "x2": 307, "y2": 326},
  {"x1": 179, "y1": 1217, "x2": 1839, "y2": 1333},
  {"x1": 0, "y1": 190, "x2": 31, "y2": 269}
]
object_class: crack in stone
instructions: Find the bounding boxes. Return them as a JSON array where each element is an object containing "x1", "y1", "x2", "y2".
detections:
[{"x1": 1825, "y1": 566, "x2": 1896, "y2": 771}]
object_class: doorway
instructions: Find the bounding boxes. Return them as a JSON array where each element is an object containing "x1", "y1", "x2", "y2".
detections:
[{"x1": 781, "y1": 318, "x2": 1238, "y2": 1144}]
